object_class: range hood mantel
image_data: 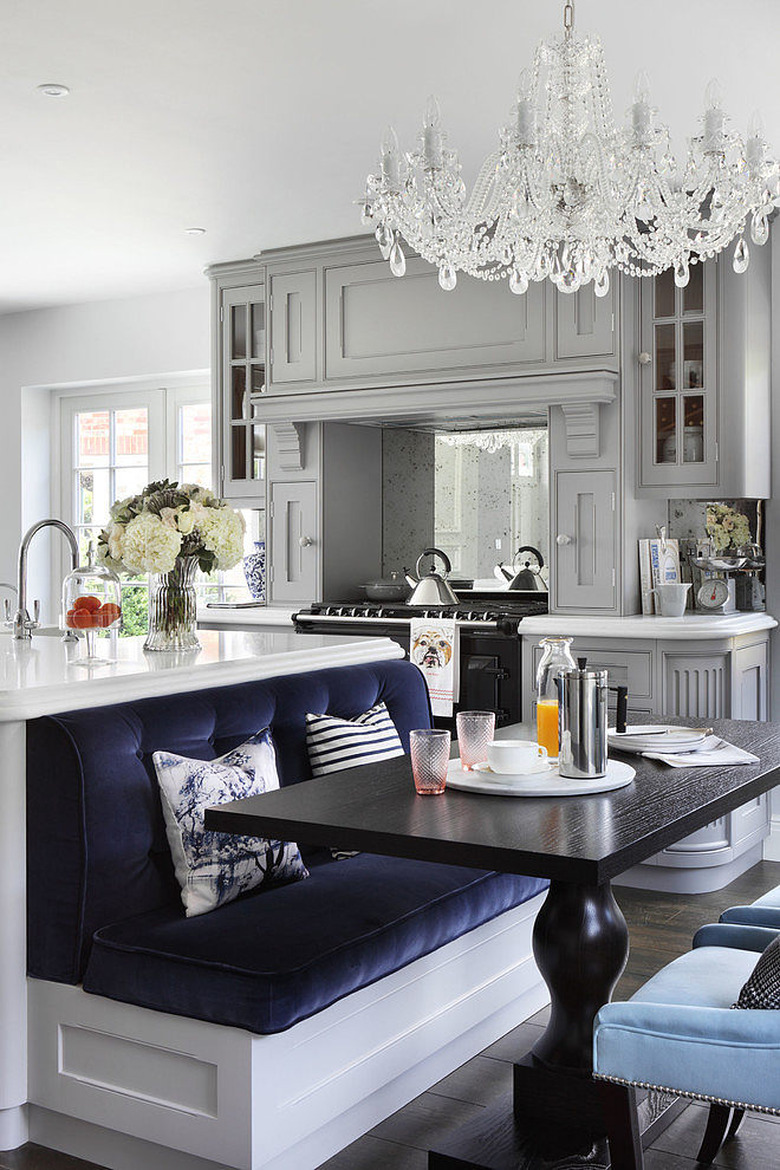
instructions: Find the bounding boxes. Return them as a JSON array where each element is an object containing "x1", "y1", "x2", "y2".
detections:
[{"x1": 255, "y1": 370, "x2": 618, "y2": 431}]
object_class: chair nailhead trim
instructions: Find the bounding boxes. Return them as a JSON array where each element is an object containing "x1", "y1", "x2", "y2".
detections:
[{"x1": 592, "y1": 1074, "x2": 780, "y2": 1117}]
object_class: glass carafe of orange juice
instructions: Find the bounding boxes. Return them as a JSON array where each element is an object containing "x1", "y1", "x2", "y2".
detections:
[{"x1": 535, "y1": 636, "x2": 576, "y2": 758}]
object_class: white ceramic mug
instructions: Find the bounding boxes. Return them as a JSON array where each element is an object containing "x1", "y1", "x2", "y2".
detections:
[
  {"x1": 487, "y1": 739, "x2": 548, "y2": 776},
  {"x1": 652, "y1": 582, "x2": 691, "y2": 618}
]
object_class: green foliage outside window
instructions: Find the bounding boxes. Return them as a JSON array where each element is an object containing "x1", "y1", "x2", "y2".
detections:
[{"x1": 119, "y1": 584, "x2": 149, "y2": 637}]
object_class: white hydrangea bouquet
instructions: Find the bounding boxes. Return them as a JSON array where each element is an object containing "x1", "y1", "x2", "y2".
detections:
[
  {"x1": 98, "y1": 479, "x2": 245, "y2": 576},
  {"x1": 97, "y1": 480, "x2": 246, "y2": 651},
  {"x1": 705, "y1": 503, "x2": 751, "y2": 553}
]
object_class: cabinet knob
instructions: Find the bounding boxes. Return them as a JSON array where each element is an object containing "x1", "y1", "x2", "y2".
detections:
[
  {"x1": 299, "y1": 535, "x2": 314, "y2": 548},
  {"x1": 638, "y1": 351, "x2": 652, "y2": 365},
  {"x1": 556, "y1": 533, "x2": 573, "y2": 546}
]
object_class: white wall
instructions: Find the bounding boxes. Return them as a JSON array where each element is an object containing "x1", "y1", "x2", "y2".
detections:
[{"x1": 0, "y1": 284, "x2": 209, "y2": 611}]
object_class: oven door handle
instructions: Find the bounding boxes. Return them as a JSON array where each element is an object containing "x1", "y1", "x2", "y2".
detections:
[{"x1": 468, "y1": 661, "x2": 510, "y2": 681}]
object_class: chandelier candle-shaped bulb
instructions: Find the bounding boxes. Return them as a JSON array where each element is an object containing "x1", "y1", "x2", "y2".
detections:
[
  {"x1": 746, "y1": 111, "x2": 766, "y2": 173},
  {"x1": 423, "y1": 96, "x2": 443, "y2": 169},
  {"x1": 703, "y1": 80, "x2": 725, "y2": 152},
  {"x1": 631, "y1": 71, "x2": 653, "y2": 146},
  {"x1": 381, "y1": 127, "x2": 401, "y2": 188}
]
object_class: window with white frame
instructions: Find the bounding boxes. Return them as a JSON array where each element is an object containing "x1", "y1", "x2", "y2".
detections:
[{"x1": 58, "y1": 382, "x2": 261, "y2": 633}]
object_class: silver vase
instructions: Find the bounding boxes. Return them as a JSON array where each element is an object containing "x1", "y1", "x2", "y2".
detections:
[{"x1": 144, "y1": 556, "x2": 201, "y2": 652}]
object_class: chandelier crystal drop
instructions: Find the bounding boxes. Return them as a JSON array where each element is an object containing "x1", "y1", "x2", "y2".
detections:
[{"x1": 361, "y1": 1, "x2": 779, "y2": 294}]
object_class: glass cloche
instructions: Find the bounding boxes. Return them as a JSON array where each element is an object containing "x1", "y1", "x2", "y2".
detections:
[{"x1": 61, "y1": 544, "x2": 122, "y2": 664}]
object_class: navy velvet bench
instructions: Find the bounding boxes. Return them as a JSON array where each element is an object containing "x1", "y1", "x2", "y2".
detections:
[{"x1": 25, "y1": 659, "x2": 548, "y2": 1170}]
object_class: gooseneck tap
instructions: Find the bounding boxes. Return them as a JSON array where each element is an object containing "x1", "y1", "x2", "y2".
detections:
[{"x1": 12, "y1": 519, "x2": 79, "y2": 640}]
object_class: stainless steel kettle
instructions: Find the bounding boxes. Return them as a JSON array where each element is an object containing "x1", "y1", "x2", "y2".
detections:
[
  {"x1": 496, "y1": 545, "x2": 547, "y2": 591},
  {"x1": 557, "y1": 658, "x2": 628, "y2": 780},
  {"x1": 404, "y1": 548, "x2": 459, "y2": 607}
]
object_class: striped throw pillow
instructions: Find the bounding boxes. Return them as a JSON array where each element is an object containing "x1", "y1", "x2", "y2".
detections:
[{"x1": 306, "y1": 702, "x2": 405, "y2": 778}]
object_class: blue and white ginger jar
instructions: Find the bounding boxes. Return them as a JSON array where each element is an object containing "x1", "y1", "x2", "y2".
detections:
[{"x1": 243, "y1": 540, "x2": 266, "y2": 601}]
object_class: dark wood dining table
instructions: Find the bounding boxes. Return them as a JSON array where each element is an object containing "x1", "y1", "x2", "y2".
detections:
[{"x1": 205, "y1": 717, "x2": 780, "y2": 1168}]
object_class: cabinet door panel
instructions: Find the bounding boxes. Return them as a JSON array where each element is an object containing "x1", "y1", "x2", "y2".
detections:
[
  {"x1": 554, "y1": 471, "x2": 616, "y2": 609},
  {"x1": 220, "y1": 284, "x2": 266, "y2": 500},
  {"x1": 556, "y1": 284, "x2": 615, "y2": 358},
  {"x1": 662, "y1": 652, "x2": 728, "y2": 719},
  {"x1": 639, "y1": 263, "x2": 717, "y2": 490},
  {"x1": 269, "y1": 271, "x2": 317, "y2": 388},
  {"x1": 269, "y1": 481, "x2": 318, "y2": 602},
  {"x1": 325, "y1": 257, "x2": 545, "y2": 380},
  {"x1": 732, "y1": 642, "x2": 767, "y2": 721}
]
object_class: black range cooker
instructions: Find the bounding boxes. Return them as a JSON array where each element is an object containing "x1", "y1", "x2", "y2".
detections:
[{"x1": 293, "y1": 591, "x2": 548, "y2": 729}]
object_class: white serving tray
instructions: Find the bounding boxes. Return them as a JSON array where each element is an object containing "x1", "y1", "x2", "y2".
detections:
[{"x1": 445, "y1": 758, "x2": 635, "y2": 797}]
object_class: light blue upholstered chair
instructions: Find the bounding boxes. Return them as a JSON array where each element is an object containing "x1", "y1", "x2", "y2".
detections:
[
  {"x1": 593, "y1": 922, "x2": 780, "y2": 1170},
  {"x1": 720, "y1": 882, "x2": 780, "y2": 930}
]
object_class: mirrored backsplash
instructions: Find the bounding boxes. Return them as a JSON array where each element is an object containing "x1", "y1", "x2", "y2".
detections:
[{"x1": 382, "y1": 426, "x2": 549, "y2": 586}]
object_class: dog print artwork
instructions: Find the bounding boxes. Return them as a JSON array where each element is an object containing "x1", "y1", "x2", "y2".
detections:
[{"x1": 409, "y1": 617, "x2": 458, "y2": 716}]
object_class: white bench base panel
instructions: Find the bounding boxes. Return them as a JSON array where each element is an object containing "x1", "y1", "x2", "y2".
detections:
[{"x1": 25, "y1": 892, "x2": 548, "y2": 1170}]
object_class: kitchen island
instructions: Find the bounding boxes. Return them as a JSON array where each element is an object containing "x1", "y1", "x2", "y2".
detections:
[{"x1": 0, "y1": 630, "x2": 404, "y2": 1150}]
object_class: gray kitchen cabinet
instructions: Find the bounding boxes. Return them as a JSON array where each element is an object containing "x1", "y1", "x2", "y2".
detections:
[
  {"x1": 209, "y1": 262, "x2": 267, "y2": 502},
  {"x1": 267, "y1": 269, "x2": 318, "y2": 390},
  {"x1": 323, "y1": 254, "x2": 547, "y2": 382},
  {"x1": 267, "y1": 422, "x2": 382, "y2": 605},
  {"x1": 555, "y1": 281, "x2": 615, "y2": 359},
  {"x1": 636, "y1": 247, "x2": 771, "y2": 498},
  {"x1": 553, "y1": 470, "x2": 617, "y2": 610},
  {"x1": 268, "y1": 480, "x2": 318, "y2": 603}
]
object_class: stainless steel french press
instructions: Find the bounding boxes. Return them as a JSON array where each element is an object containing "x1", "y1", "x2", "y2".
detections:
[{"x1": 557, "y1": 658, "x2": 628, "y2": 780}]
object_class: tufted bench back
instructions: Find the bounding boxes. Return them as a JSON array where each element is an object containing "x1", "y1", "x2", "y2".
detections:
[{"x1": 26, "y1": 658, "x2": 430, "y2": 984}]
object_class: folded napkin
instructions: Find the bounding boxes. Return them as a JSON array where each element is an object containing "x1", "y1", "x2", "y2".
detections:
[{"x1": 641, "y1": 735, "x2": 759, "y2": 768}]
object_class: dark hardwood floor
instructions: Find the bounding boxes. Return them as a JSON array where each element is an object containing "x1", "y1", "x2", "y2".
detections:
[{"x1": 2, "y1": 860, "x2": 778, "y2": 1170}]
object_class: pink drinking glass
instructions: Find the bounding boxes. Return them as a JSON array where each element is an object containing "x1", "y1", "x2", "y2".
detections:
[
  {"x1": 409, "y1": 729, "x2": 451, "y2": 795},
  {"x1": 456, "y1": 710, "x2": 496, "y2": 771}
]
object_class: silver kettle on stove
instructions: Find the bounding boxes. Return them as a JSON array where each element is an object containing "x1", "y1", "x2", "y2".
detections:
[{"x1": 404, "y1": 548, "x2": 459, "y2": 607}]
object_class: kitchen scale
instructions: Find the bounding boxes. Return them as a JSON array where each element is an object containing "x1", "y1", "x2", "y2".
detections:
[{"x1": 695, "y1": 575, "x2": 736, "y2": 614}]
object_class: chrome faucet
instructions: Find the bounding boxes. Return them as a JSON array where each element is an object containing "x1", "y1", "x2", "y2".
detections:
[{"x1": 12, "y1": 519, "x2": 79, "y2": 640}]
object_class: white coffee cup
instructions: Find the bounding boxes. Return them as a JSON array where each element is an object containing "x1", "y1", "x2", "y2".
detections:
[
  {"x1": 487, "y1": 739, "x2": 549, "y2": 776},
  {"x1": 652, "y1": 582, "x2": 691, "y2": 618}
]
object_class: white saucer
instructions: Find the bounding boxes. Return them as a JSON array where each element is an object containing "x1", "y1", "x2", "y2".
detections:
[
  {"x1": 446, "y1": 758, "x2": 636, "y2": 797},
  {"x1": 608, "y1": 724, "x2": 708, "y2": 754},
  {"x1": 473, "y1": 760, "x2": 552, "y2": 781}
]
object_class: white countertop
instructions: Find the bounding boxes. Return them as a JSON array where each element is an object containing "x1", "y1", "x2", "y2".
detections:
[
  {"x1": 0, "y1": 630, "x2": 404, "y2": 721},
  {"x1": 196, "y1": 605, "x2": 297, "y2": 629},
  {"x1": 519, "y1": 612, "x2": 777, "y2": 640}
]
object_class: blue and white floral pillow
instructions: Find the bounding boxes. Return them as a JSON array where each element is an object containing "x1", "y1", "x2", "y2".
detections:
[{"x1": 153, "y1": 729, "x2": 308, "y2": 918}]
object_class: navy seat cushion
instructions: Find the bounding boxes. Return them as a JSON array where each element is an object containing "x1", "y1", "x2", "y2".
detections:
[
  {"x1": 83, "y1": 853, "x2": 548, "y2": 1033},
  {"x1": 27, "y1": 659, "x2": 432, "y2": 984}
]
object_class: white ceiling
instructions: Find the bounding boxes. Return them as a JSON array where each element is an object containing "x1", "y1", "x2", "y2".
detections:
[{"x1": 2, "y1": 0, "x2": 779, "y2": 313}]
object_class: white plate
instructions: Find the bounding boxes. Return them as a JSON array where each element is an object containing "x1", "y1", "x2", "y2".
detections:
[
  {"x1": 607, "y1": 724, "x2": 708, "y2": 754},
  {"x1": 445, "y1": 758, "x2": 635, "y2": 797}
]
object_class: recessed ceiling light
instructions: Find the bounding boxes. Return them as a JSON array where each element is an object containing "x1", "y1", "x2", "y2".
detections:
[
  {"x1": 37, "y1": 83, "x2": 70, "y2": 98},
  {"x1": 185, "y1": 227, "x2": 206, "y2": 235}
]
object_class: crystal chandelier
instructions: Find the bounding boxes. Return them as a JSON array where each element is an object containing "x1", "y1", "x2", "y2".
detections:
[{"x1": 361, "y1": 0, "x2": 779, "y2": 297}]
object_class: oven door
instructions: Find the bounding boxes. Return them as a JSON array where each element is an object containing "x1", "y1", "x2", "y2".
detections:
[{"x1": 456, "y1": 633, "x2": 521, "y2": 729}]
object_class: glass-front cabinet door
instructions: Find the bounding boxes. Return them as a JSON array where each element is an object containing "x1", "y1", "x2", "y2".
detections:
[
  {"x1": 639, "y1": 262, "x2": 717, "y2": 491},
  {"x1": 220, "y1": 283, "x2": 266, "y2": 499}
]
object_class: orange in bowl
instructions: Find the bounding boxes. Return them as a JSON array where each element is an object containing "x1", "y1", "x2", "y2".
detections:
[{"x1": 73, "y1": 595, "x2": 102, "y2": 613}]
